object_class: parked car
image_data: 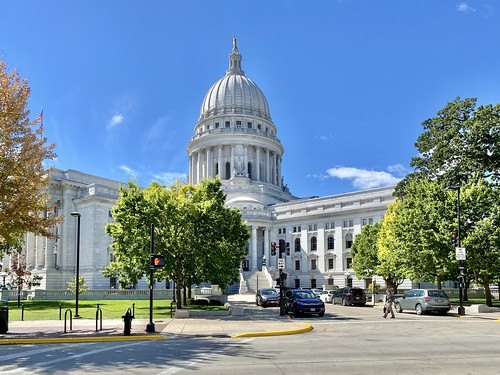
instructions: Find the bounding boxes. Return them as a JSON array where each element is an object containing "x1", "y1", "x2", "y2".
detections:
[
  {"x1": 332, "y1": 287, "x2": 367, "y2": 306},
  {"x1": 394, "y1": 289, "x2": 450, "y2": 315},
  {"x1": 283, "y1": 289, "x2": 325, "y2": 317},
  {"x1": 255, "y1": 288, "x2": 280, "y2": 307},
  {"x1": 319, "y1": 290, "x2": 335, "y2": 303},
  {"x1": 312, "y1": 288, "x2": 324, "y2": 297}
]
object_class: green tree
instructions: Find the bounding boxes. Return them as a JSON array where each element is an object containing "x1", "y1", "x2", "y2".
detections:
[
  {"x1": 409, "y1": 97, "x2": 500, "y2": 186},
  {"x1": 398, "y1": 179, "x2": 457, "y2": 288},
  {"x1": 376, "y1": 200, "x2": 409, "y2": 292},
  {"x1": 104, "y1": 178, "x2": 249, "y2": 309},
  {"x1": 0, "y1": 58, "x2": 60, "y2": 254},
  {"x1": 351, "y1": 222, "x2": 381, "y2": 279},
  {"x1": 459, "y1": 180, "x2": 500, "y2": 306},
  {"x1": 67, "y1": 276, "x2": 88, "y2": 294}
]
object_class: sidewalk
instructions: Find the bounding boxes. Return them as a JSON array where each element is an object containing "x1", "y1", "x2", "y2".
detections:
[{"x1": 0, "y1": 294, "x2": 311, "y2": 345}]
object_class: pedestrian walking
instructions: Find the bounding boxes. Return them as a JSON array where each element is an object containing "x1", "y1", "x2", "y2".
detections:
[{"x1": 383, "y1": 288, "x2": 395, "y2": 319}]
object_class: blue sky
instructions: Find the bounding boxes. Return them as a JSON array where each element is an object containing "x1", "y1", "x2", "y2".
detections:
[{"x1": 2, "y1": 1, "x2": 499, "y2": 198}]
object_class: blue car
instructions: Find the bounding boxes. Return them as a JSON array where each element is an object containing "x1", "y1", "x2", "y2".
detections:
[{"x1": 284, "y1": 289, "x2": 325, "y2": 317}]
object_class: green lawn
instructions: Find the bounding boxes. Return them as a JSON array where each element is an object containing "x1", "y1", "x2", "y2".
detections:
[
  {"x1": 4, "y1": 299, "x2": 226, "y2": 321},
  {"x1": 449, "y1": 297, "x2": 500, "y2": 308}
]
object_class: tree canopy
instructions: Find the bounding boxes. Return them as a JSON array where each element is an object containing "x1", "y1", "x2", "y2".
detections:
[
  {"x1": 0, "y1": 58, "x2": 59, "y2": 254},
  {"x1": 104, "y1": 178, "x2": 250, "y2": 308}
]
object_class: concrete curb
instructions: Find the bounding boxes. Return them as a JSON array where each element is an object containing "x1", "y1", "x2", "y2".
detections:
[
  {"x1": 0, "y1": 335, "x2": 166, "y2": 345},
  {"x1": 231, "y1": 322, "x2": 313, "y2": 338}
]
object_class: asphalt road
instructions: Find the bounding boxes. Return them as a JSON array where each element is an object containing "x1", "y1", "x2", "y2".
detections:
[{"x1": 1, "y1": 303, "x2": 499, "y2": 374}]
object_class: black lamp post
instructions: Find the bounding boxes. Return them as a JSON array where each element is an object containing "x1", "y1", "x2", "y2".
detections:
[
  {"x1": 71, "y1": 212, "x2": 81, "y2": 318},
  {"x1": 445, "y1": 186, "x2": 465, "y2": 315}
]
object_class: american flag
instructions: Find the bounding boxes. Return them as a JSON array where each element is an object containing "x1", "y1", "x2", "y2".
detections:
[{"x1": 36, "y1": 112, "x2": 43, "y2": 123}]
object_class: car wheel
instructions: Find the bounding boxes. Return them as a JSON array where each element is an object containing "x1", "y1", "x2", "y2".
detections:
[
  {"x1": 318, "y1": 311, "x2": 325, "y2": 317},
  {"x1": 395, "y1": 302, "x2": 403, "y2": 313},
  {"x1": 256, "y1": 298, "x2": 260, "y2": 306},
  {"x1": 342, "y1": 298, "x2": 347, "y2": 306},
  {"x1": 293, "y1": 306, "x2": 301, "y2": 317},
  {"x1": 415, "y1": 304, "x2": 423, "y2": 315}
]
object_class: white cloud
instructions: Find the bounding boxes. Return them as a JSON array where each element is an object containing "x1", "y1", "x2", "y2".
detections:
[
  {"x1": 108, "y1": 114, "x2": 124, "y2": 130},
  {"x1": 387, "y1": 164, "x2": 407, "y2": 175},
  {"x1": 153, "y1": 172, "x2": 187, "y2": 186},
  {"x1": 457, "y1": 3, "x2": 476, "y2": 12},
  {"x1": 325, "y1": 166, "x2": 401, "y2": 189},
  {"x1": 119, "y1": 165, "x2": 138, "y2": 179}
]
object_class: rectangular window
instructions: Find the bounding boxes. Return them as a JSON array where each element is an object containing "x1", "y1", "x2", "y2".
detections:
[
  {"x1": 236, "y1": 120, "x2": 242, "y2": 127},
  {"x1": 247, "y1": 122, "x2": 252, "y2": 128},
  {"x1": 295, "y1": 279, "x2": 300, "y2": 288},
  {"x1": 362, "y1": 218, "x2": 367, "y2": 227},
  {"x1": 278, "y1": 228, "x2": 282, "y2": 234},
  {"x1": 295, "y1": 260, "x2": 301, "y2": 270},
  {"x1": 311, "y1": 279, "x2": 317, "y2": 288},
  {"x1": 308, "y1": 224, "x2": 317, "y2": 232},
  {"x1": 215, "y1": 122, "x2": 219, "y2": 128},
  {"x1": 328, "y1": 258, "x2": 334, "y2": 270},
  {"x1": 311, "y1": 259, "x2": 317, "y2": 270},
  {"x1": 225, "y1": 121, "x2": 230, "y2": 128},
  {"x1": 346, "y1": 257, "x2": 353, "y2": 268},
  {"x1": 369, "y1": 218, "x2": 374, "y2": 225},
  {"x1": 258, "y1": 124, "x2": 261, "y2": 130},
  {"x1": 343, "y1": 219, "x2": 354, "y2": 228}
]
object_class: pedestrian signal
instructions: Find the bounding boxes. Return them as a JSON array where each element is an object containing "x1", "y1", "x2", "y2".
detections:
[{"x1": 151, "y1": 255, "x2": 165, "y2": 268}]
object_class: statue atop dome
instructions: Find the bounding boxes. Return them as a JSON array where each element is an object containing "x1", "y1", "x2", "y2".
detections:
[{"x1": 232, "y1": 36, "x2": 238, "y2": 52}]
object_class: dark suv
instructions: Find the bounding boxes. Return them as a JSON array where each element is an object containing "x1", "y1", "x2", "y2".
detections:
[{"x1": 332, "y1": 287, "x2": 367, "y2": 306}]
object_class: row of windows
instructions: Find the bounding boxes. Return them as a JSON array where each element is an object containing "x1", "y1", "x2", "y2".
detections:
[
  {"x1": 284, "y1": 218, "x2": 373, "y2": 234},
  {"x1": 205, "y1": 120, "x2": 271, "y2": 134},
  {"x1": 289, "y1": 233, "x2": 353, "y2": 252},
  {"x1": 292, "y1": 257, "x2": 352, "y2": 272}
]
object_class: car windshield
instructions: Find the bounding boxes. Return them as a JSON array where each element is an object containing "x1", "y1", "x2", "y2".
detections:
[
  {"x1": 428, "y1": 290, "x2": 448, "y2": 298},
  {"x1": 261, "y1": 289, "x2": 278, "y2": 296},
  {"x1": 351, "y1": 289, "x2": 364, "y2": 295},
  {"x1": 295, "y1": 291, "x2": 315, "y2": 299}
]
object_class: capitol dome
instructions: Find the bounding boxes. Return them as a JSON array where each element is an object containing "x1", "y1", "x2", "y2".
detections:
[{"x1": 199, "y1": 37, "x2": 271, "y2": 121}]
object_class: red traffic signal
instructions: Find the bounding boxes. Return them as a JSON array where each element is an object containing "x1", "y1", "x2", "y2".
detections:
[
  {"x1": 271, "y1": 242, "x2": 277, "y2": 256},
  {"x1": 151, "y1": 255, "x2": 165, "y2": 268}
]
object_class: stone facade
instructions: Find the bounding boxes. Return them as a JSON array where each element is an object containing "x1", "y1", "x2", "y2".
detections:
[{"x1": 1, "y1": 39, "x2": 396, "y2": 291}]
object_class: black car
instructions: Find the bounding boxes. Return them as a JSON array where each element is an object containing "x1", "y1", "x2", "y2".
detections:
[
  {"x1": 283, "y1": 289, "x2": 325, "y2": 317},
  {"x1": 332, "y1": 287, "x2": 367, "y2": 306},
  {"x1": 256, "y1": 288, "x2": 280, "y2": 307}
]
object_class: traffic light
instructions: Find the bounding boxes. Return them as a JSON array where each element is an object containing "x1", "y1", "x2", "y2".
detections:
[
  {"x1": 271, "y1": 242, "x2": 277, "y2": 256},
  {"x1": 151, "y1": 254, "x2": 165, "y2": 268},
  {"x1": 286, "y1": 242, "x2": 290, "y2": 256},
  {"x1": 279, "y1": 239, "x2": 285, "y2": 257},
  {"x1": 451, "y1": 234, "x2": 458, "y2": 248}
]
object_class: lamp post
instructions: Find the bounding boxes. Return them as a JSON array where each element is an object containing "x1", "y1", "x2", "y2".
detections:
[
  {"x1": 71, "y1": 212, "x2": 81, "y2": 318},
  {"x1": 445, "y1": 186, "x2": 465, "y2": 315}
]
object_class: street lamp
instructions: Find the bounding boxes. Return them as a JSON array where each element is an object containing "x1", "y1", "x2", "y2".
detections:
[
  {"x1": 445, "y1": 186, "x2": 465, "y2": 315},
  {"x1": 70, "y1": 212, "x2": 81, "y2": 318}
]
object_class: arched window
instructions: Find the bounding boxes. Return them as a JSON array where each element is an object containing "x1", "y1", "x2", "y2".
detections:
[
  {"x1": 310, "y1": 236, "x2": 317, "y2": 251},
  {"x1": 345, "y1": 233, "x2": 353, "y2": 248},
  {"x1": 327, "y1": 235, "x2": 335, "y2": 250},
  {"x1": 294, "y1": 238, "x2": 301, "y2": 252},
  {"x1": 225, "y1": 162, "x2": 231, "y2": 180}
]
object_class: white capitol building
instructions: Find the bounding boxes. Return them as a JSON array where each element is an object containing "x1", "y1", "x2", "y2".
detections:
[{"x1": 6, "y1": 38, "x2": 395, "y2": 293}]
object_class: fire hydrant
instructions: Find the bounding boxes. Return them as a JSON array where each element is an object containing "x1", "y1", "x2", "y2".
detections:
[{"x1": 122, "y1": 309, "x2": 133, "y2": 336}]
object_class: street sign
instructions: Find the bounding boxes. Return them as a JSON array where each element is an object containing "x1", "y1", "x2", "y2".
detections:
[
  {"x1": 278, "y1": 259, "x2": 285, "y2": 269},
  {"x1": 456, "y1": 247, "x2": 466, "y2": 260}
]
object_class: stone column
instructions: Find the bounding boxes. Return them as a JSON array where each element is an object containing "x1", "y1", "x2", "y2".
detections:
[
  {"x1": 218, "y1": 146, "x2": 223, "y2": 178},
  {"x1": 230, "y1": 146, "x2": 235, "y2": 177},
  {"x1": 256, "y1": 147, "x2": 260, "y2": 181},
  {"x1": 206, "y1": 147, "x2": 212, "y2": 178},
  {"x1": 266, "y1": 149, "x2": 270, "y2": 183},
  {"x1": 244, "y1": 145, "x2": 248, "y2": 178},
  {"x1": 197, "y1": 150, "x2": 202, "y2": 184},
  {"x1": 264, "y1": 228, "x2": 270, "y2": 268},
  {"x1": 251, "y1": 226, "x2": 258, "y2": 271}
]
